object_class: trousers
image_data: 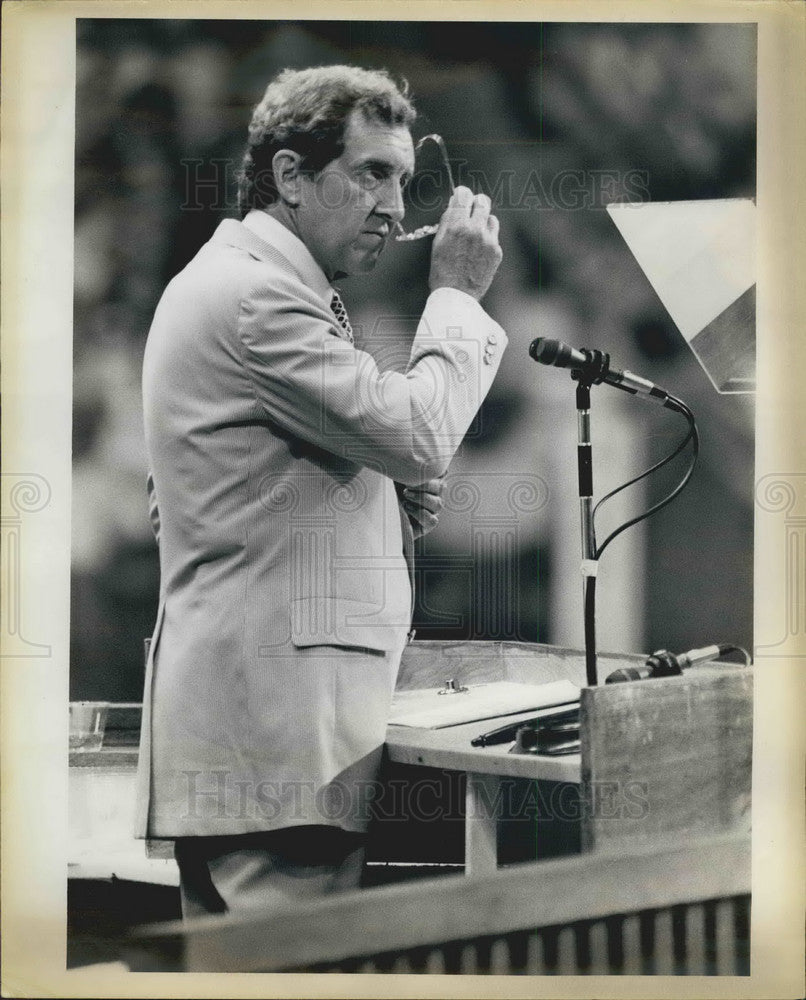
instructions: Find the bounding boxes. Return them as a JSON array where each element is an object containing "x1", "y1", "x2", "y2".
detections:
[{"x1": 174, "y1": 825, "x2": 366, "y2": 918}]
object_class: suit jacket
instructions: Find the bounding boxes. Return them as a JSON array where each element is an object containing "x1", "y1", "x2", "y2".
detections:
[{"x1": 135, "y1": 213, "x2": 507, "y2": 837}]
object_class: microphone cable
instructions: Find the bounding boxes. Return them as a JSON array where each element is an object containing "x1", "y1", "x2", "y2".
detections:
[{"x1": 592, "y1": 394, "x2": 699, "y2": 559}]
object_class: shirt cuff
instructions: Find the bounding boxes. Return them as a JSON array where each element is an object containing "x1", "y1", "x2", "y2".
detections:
[{"x1": 426, "y1": 286, "x2": 485, "y2": 311}]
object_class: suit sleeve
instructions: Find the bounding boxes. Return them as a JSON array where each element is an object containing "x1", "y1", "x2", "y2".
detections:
[{"x1": 237, "y1": 275, "x2": 508, "y2": 485}]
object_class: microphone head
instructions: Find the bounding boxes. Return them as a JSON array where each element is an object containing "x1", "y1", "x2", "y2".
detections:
[
  {"x1": 646, "y1": 650, "x2": 683, "y2": 678},
  {"x1": 529, "y1": 338, "x2": 581, "y2": 369},
  {"x1": 529, "y1": 338, "x2": 561, "y2": 365},
  {"x1": 605, "y1": 666, "x2": 645, "y2": 684}
]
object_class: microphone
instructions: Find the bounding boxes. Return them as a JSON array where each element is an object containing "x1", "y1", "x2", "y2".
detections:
[
  {"x1": 529, "y1": 337, "x2": 680, "y2": 409},
  {"x1": 605, "y1": 645, "x2": 726, "y2": 684}
]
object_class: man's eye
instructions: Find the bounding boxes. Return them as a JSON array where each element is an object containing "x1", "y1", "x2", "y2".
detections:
[{"x1": 360, "y1": 169, "x2": 384, "y2": 189}]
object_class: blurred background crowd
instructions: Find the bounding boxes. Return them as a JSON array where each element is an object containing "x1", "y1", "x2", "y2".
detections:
[{"x1": 71, "y1": 19, "x2": 756, "y2": 700}]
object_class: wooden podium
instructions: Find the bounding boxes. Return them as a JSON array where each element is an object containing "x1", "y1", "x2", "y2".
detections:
[
  {"x1": 70, "y1": 640, "x2": 753, "y2": 973},
  {"x1": 580, "y1": 666, "x2": 752, "y2": 852},
  {"x1": 125, "y1": 638, "x2": 753, "y2": 975},
  {"x1": 384, "y1": 641, "x2": 751, "y2": 871}
]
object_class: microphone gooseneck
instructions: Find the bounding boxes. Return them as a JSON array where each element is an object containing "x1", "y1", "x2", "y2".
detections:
[
  {"x1": 529, "y1": 336, "x2": 683, "y2": 412},
  {"x1": 605, "y1": 643, "x2": 751, "y2": 683}
]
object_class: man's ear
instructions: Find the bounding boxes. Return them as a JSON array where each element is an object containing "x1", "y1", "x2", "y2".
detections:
[{"x1": 272, "y1": 149, "x2": 304, "y2": 206}]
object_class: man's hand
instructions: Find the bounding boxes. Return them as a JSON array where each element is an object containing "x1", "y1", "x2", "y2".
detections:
[
  {"x1": 428, "y1": 186, "x2": 503, "y2": 301},
  {"x1": 400, "y1": 477, "x2": 446, "y2": 539}
]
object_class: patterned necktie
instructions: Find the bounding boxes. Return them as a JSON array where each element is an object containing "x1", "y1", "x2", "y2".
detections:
[{"x1": 330, "y1": 290, "x2": 354, "y2": 344}]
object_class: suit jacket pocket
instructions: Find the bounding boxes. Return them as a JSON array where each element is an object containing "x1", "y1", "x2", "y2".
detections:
[{"x1": 290, "y1": 596, "x2": 401, "y2": 653}]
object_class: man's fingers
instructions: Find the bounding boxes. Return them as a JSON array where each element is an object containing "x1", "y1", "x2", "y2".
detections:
[
  {"x1": 420, "y1": 510, "x2": 439, "y2": 530},
  {"x1": 440, "y1": 187, "x2": 495, "y2": 230},
  {"x1": 447, "y1": 189, "x2": 492, "y2": 224},
  {"x1": 407, "y1": 507, "x2": 440, "y2": 537},
  {"x1": 440, "y1": 185, "x2": 474, "y2": 224},
  {"x1": 470, "y1": 193, "x2": 492, "y2": 223},
  {"x1": 406, "y1": 505, "x2": 439, "y2": 525},
  {"x1": 404, "y1": 480, "x2": 445, "y2": 509},
  {"x1": 403, "y1": 492, "x2": 443, "y2": 515},
  {"x1": 413, "y1": 477, "x2": 446, "y2": 495},
  {"x1": 453, "y1": 186, "x2": 474, "y2": 208},
  {"x1": 402, "y1": 475, "x2": 447, "y2": 536},
  {"x1": 431, "y1": 185, "x2": 503, "y2": 300}
]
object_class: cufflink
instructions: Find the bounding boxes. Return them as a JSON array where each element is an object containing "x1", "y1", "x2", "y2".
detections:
[{"x1": 486, "y1": 334, "x2": 498, "y2": 346}]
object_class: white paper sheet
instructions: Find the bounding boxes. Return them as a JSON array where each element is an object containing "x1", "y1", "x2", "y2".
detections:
[{"x1": 388, "y1": 679, "x2": 580, "y2": 729}]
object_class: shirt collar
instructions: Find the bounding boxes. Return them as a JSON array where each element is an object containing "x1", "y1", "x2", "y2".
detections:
[{"x1": 242, "y1": 209, "x2": 332, "y2": 302}]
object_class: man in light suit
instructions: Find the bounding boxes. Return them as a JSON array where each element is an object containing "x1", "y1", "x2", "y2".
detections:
[{"x1": 137, "y1": 65, "x2": 507, "y2": 916}]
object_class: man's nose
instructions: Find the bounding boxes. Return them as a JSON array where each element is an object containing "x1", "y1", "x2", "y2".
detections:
[{"x1": 374, "y1": 179, "x2": 406, "y2": 223}]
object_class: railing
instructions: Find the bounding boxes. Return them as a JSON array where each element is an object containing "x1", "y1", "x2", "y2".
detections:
[
  {"x1": 127, "y1": 831, "x2": 750, "y2": 975},
  {"x1": 309, "y1": 898, "x2": 749, "y2": 975}
]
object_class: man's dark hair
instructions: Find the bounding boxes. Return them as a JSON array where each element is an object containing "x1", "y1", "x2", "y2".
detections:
[{"x1": 237, "y1": 65, "x2": 417, "y2": 217}]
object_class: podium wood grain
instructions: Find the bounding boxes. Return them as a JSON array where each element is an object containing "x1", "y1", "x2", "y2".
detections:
[{"x1": 580, "y1": 666, "x2": 752, "y2": 850}]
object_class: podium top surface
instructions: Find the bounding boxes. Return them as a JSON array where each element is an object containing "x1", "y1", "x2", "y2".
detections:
[{"x1": 385, "y1": 710, "x2": 581, "y2": 782}]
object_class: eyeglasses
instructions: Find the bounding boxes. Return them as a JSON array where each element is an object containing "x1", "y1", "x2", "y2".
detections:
[{"x1": 394, "y1": 134, "x2": 455, "y2": 242}]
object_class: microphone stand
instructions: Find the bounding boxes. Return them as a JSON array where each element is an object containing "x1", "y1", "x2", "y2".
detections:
[
  {"x1": 530, "y1": 337, "x2": 700, "y2": 690},
  {"x1": 571, "y1": 351, "x2": 610, "y2": 687}
]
